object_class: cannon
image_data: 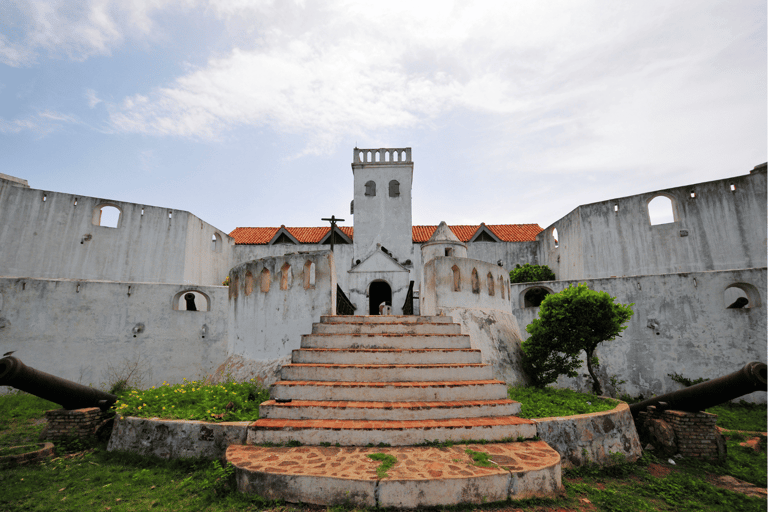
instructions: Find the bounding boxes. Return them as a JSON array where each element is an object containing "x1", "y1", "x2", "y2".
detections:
[
  {"x1": 629, "y1": 361, "x2": 767, "y2": 418},
  {"x1": 0, "y1": 356, "x2": 117, "y2": 411}
]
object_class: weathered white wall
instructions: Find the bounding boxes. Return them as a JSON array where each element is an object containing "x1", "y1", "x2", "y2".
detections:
[
  {"x1": 421, "y1": 257, "x2": 528, "y2": 385},
  {"x1": 223, "y1": 251, "x2": 336, "y2": 384},
  {"x1": 0, "y1": 277, "x2": 228, "y2": 387},
  {"x1": 0, "y1": 179, "x2": 233, "y2": 286},
  {"x1": 539, "y1": 167, "x2": 767, "y2": 281},
  {"x1": 510, "y1": 268, "x2": 767, "y2": 403},
  {"x1": 466, "y1": 241, "x2": 539, "y2": 272}
]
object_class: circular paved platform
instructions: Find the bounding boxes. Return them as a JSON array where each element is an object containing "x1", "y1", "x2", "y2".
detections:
[{"x1": 227, "y1": 440, "x2": 562, "y2": 509}]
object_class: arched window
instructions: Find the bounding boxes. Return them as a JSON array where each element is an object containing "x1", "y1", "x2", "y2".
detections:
[
  {"x1": 471, "y1": 268, "x2": 480, "y2": 294},
  {"x1": 304, "y1": 260, "x2": 316, "y2": 289},
  {"x1": 244, "y1": 271, "x2": 253, "y2": 296},
  {"x1": 487, "y1": 272, "x2": 495, "y2": 296},
  {"x1": 552, "y1": 227, "x2": 559, "y2": 248},
  {"x1": 365, "y1": 181, "x2": 376, "y2": 196},
  {"x1": 260, "y1": 268, "x2": 270, "y2": 293},
  {"x1": 452, "y1": 265, "x2": 461, "y2": 291},
  {"x1": 522, "y1": 287, "x2": 552, "y2": 308},
  {"x1": 389, "y1": 180, "x2": 400, "y2": 197},
  {"x1": 280, "y1": 263, "x2": 292, "y2": 290},
  {"x1": 211, "y1": 233, "x2": 222, "y2": 252},
  {"x1": 174, "y1": 290, "x2": 210, "y2": 311},
  {"x1": 93, "y1": 204, "x2": 121, "y2": 228},
  {"x1": 647, "y1": 195, "x2": 676, "y2": 225},
  {"x1": 724, "y1": 283, "x2": 761, "y2": 309}
]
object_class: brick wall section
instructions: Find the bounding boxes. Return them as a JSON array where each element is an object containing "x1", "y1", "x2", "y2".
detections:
[
  {"x1": 638, "y1": 406, "x2": 721, "y2": 460},
  {"x1": 43, "y1": 408, "x2": 108, "y2": 441}
]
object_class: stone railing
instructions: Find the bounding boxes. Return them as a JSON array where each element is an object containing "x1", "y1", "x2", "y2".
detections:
[{"x1": 353, "y1": 147, "x2": 412, "y2": 164}]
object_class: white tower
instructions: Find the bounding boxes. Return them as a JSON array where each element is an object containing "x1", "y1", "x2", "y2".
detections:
[{"x1": 347, "y1": 148, "x2": 414, "y2": 315}]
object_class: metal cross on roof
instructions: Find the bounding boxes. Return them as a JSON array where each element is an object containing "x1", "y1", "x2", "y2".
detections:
[{"x1": 321, "y1": 215, "x2": 345, "y2": 251}]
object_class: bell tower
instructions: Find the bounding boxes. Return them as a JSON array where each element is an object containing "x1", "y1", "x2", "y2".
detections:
[{"x1": 350, "y1": 147, "x2": 414, "y2": 264}]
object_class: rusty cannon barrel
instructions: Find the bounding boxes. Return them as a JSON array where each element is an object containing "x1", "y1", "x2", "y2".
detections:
[
  {"x1": 630, "y1": 361, "x2": 767, "y2": 418},
  {"x1": 0, "y1": 356, "x2": 117, "y2": 411}
]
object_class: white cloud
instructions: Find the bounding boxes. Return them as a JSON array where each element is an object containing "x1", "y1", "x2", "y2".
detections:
[{"x1": 86, "y1": 89, "x2": 102, "y2": 108}]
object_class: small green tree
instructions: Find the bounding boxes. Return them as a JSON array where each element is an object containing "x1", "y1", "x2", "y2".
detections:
[
  {"x1": 509, "y1": 264, "x2": 556, "y2": 283},
  {"x1": 521, "y1": 284, "x2": 633, "y2": 394}
]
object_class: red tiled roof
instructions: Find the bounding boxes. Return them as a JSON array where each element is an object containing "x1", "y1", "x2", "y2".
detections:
[
  {"x1": 411, "y1": 224, "x2": 543, "y2": 243},
  {"x1": 229, "y1": 226, "x2": 354, "y2": 245},
  {"x1": 230, "y1": 224, "x2": 542, "y2": 245}
]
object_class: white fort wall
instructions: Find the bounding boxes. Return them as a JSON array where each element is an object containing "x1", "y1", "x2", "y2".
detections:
[
  {"x1": 510, "y1": 268, "x2": 767, "y2": 403},
  {"x1": 222, "y1": 251, "x2": 336, "y2": 385},
  {"x1": 0, "y1": 178, "x2": 234, "y2": 286},
  {"x1": 421, "y1": 257, "x2": 529, "y2": 385},
  {"x1": 0, "y1": 277, "x2": 228, "y2": 387},
  {"x1": 539, "y1": 167, "x2": 767, "y2": 281}
]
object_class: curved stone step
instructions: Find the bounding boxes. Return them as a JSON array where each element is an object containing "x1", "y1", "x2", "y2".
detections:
[
  {"x1": 228, "y1": 441, "x2": 561, "y2": 508},
  {"x1": 312, "y1": 322, "x2": 462, "y2": 335},
  {"x1": 270, "y1": 380, "x2": 509, "y2": 402},
  {"x1": 281, "y1": 363, "x2": 493, "y2": 382},
  {"x1": 301, "y1": 333, "x2": 471, "y2": 350},
  {"x1": 247, "y1": 416, "x2": 537, "y2": 446},
  {"x1": 292, "y1": 348, "x2": 482, "y2": 365},
  {"x1": 259, "y1": 399, "x2": 522, "y2": 420}
]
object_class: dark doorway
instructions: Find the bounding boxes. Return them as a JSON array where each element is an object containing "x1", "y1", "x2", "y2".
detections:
[{"x1": 369, "y1": 281, "x2": 392, "y2": 315}]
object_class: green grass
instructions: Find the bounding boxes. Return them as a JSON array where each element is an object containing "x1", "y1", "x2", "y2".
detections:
[
  {"x1": 507, "y1": 385, "x2": 619, "y2": 418},
  {"x1": 464, "y1": 448, "x2": 494, "y2": 467},
  {"x1": 113, "y1": 378, "x2": 269, "y2": 422},
  {"x1": 707, "y1": 401, "x2": 767, "y2": 432},
  {"x1": 367, "y1": 453, "x2": 397, "y2": 479},
  {"x1": 0, "y1": 390, "x2": 59, "y2": 446}
]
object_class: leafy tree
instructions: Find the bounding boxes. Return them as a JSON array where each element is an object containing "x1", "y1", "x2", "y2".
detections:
[
  {"x1": 509, "y1": 263, "x2": 556, "y2": 283},
  {"x1": 521, "y1": 284, "x2": 633, "y2": 394}
]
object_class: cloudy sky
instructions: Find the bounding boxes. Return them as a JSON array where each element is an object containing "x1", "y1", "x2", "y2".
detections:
[{"x1": 1, "y1": 0, "x2": 765, "y2": 234}]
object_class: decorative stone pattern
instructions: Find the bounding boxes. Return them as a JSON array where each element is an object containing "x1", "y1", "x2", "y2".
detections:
[
  {"x1": 43, "y1": 408, "x2": 108, "y2": 441},
  {"x1": 107, "y1": 416, "x2": 249, "y2": 460},
  {"x1": 533, "y1": 402, "x2": 642, "y2": 468},
  {"x1": 637, "y1": 406, "x2": 725, "y2": 461},
  {"x1": 227, "y1": 440, "x2": 561, "y2": 509}
]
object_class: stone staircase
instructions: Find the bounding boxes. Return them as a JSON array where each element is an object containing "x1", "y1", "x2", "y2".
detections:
[
  {"x1": 228, "y1": 315, "x2": 562, "y2": 508},
  {"x1": 248, "y1": 315, "x2": 536, "y2": 446}
]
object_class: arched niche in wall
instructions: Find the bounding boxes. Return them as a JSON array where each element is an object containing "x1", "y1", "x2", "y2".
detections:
[
  {"x1": 280, "y1": 263, "x2": 292, "y2": 290},
  {"x1": 519, "y1": 286, "x2": 554, "y2": 308},
  {"x1": 471, "y1": 268, "x2": 480, "y2": 294},
  {"x1": 244, "y1": 271, "x2": 254, "y2": 296},
  {"x1": 724, "y1": 283, "x2": 761, "y2": 309},
  {"x1": 365, "y1": 181, "x2": 376, "y2": 197},
  {"x1": 303, "y1": 260, "x2": 316, "y2": 289},
  {"x1": 173, "y1": 290, "x2": 210, "y2": 311},
  {"x1": 487, "y1": 272, "x2": 495, "y2": 296},
  {"x1": 647, "y1": 194, "x2": 678, "y2": 225},
  {"x1": 92, "y1": 204, "x2": 122, "y2": 228},
  {"x1": 452, "y1": 265, "x2": 461, "y2": 291},
  {"x1": 498, "y1": 275, "x2": 505, "y2": 299},
  {"x1": 211, "y1": 232, "x2": 222, "y2": 252},
  {"x1": 260, "y1": 268, "x2": 271, "y2": 293}
]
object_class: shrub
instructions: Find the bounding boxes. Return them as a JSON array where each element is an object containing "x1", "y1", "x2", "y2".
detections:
[
  {"x1": 521, "y1": 284, "x2": 633, "y2": 394},
  {"x1": 509, "y1": 263, "x2": 556, "y2": 283}
]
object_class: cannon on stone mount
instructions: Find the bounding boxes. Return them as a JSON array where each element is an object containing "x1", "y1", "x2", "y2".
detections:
[
  {"x1": 629, "y1": 361, "x2": 767, "y2": 418},
  {"x1": 0, "y1": 356, "x2": 117, "y2": 411}
]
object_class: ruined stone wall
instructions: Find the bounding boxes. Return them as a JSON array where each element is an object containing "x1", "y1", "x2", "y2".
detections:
[
  {"x1": 0, "y1": 178, "x2": 233, "y2": 286},
  {"x1": 510, "y1": 268, "x2": 767, "y2": 403},
  {"x1": 539, "y1": 167, "x2": 767, "y2": 281},
  {"x1": 223, "y1": 251, "x2": 336, "y2": 385},
  {"x1": 421, "y1": 257, "x2": 527, "y2": 385},
  {"x1": 0, "y1": 277, "x2": 228, "y2": 387}
]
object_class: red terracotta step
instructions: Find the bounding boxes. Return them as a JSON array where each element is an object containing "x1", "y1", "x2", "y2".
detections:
[
  {"x1": 281, "y1": 363, "x2": 493, "y2": 382},
  {"x1": 291, "y1": 348, "x2": 482, "y2": 365},
  {"x1": 258, "y1": 398, "x2": 522, "y2": 420}
]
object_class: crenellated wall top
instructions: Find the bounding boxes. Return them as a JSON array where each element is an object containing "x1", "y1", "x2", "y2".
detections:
[{"x1": 352, "y1": 147, "x2": 412, "y2": 165}]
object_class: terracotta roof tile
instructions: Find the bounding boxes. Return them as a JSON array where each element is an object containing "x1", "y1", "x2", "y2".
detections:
[
  {"x1": 230, "y1": 224, "x2": 541, "y2": 245},
  {"x1": 229, "y1": 226, "x2": 354, "y2": 245}
]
